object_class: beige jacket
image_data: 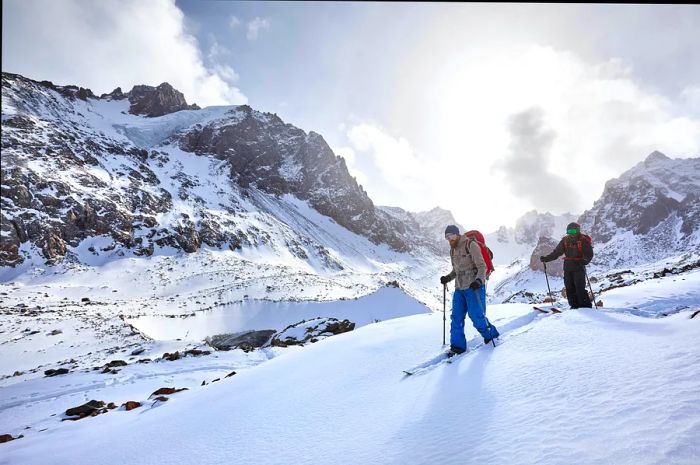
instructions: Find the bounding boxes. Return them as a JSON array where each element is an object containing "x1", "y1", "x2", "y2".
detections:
[{"x1": 446, "y1": 235, "x2": 487, "y2": 290}]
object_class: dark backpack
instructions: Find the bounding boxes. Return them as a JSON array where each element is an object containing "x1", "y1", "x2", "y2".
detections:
[
  {"x1": 564, "y1": 234, "x2": 593, "y2": 260},
  {"x1": 464, "y1": 230, "x2": 495, "y2": 278}
]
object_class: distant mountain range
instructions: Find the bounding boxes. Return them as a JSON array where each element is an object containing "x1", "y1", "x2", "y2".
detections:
[{"x1": 1, "y1": 72, "x2": 698, "y2": 304}]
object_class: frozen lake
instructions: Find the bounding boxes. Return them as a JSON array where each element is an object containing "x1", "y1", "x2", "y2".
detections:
[{"x1": 127, "y1": 287, "x2": 431, "y2": 341}]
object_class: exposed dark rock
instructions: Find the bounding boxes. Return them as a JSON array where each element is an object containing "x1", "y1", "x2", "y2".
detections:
[
  {"x1": 127, "y1": 83, "x2": 199, "y2": 117},
  {"x1": 150, "y1": 387, "x2": 188, "y2": 397},
  {"x1": 65, "y1": 400, "x2": 105, "y2": 418},
  {"x1": 184, "y1": 349, "x2": 211, "y2": 357},
  {"x1": 123, "y1": 401, "x2": 141, "y2": 411},
  {"x1": 44, "y1": 368, "x2": 69, "y2": 377},
  {"x1": 161, "y1": 352, "x2": 181, "y2": 361},
  {"x1": 0, "y1": 434, "x2": 22, "y2": 443},
  {"x1": 271, "y1": 317, "x2": 355, "y2": 347},
  {"x1": 206, "y1": 330, "x2": 276, "y2": 352},
  {"x1": 105, "y1": 360, "x2": 127, "y2": 367}
]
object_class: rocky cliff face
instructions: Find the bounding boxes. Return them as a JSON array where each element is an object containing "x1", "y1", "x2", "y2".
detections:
[
  {"x1": 0, "y1": 72, "x2": 435, "y2": 267},
  {"x1": 126, "y1": 83, "x2": 200, "y2": 117},
  {"x1": 176, "y1": 105, "x2": 409, "y2": 251}
]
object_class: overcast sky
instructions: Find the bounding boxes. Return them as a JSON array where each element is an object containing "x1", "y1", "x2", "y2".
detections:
[{"x1": 3, "y1": 1, "x2": 699, "y2": 231}]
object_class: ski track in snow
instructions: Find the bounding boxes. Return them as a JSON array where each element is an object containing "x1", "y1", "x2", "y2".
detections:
[{"x1": 1, "y1": 299, "x2": 699, "y2": 465}]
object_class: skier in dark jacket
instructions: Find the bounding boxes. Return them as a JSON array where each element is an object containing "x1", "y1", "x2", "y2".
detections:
[
  {"x1": 540, "y1": 222, "x2": 593, "y2": 308},
  {"x1": 440, "y1": 225, "x2": 500, "y2": 355}
]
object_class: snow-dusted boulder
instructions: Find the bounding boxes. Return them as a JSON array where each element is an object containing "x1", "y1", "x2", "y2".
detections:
[{"x1": 270, "y1": 317, "x2": 355, "y2": 347}]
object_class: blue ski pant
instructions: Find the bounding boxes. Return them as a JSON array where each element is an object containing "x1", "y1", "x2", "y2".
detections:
[{"x1": 450, "y1": 285, "x2": 499, "y2": 351}]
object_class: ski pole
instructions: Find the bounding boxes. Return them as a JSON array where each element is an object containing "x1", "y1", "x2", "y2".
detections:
[
  {"x1": 585, "y1": 269, "x2": 597, "y2": 308},
  {"x1": 442, "y1": 283, "x2": 447, "y2": 346},
  {"x1": 473, "y1": 286, "x2": 496, "y2": 347},
  {"x1": 543, "y1": 262, "x2": 553, "y2": 302}
]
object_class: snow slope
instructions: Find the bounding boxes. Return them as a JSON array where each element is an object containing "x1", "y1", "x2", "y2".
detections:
[{"x1": 2, "y1": 273, "x2": 698, "y2": 465}]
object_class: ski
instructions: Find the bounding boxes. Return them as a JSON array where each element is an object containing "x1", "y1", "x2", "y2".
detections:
[
  {"x1": 403, "y1": 307, "x2": 558, "y2": 376},
  {"x1": 403, "y1": 347, "x2": 471, "y2": 376},
  {"x1": 403, "y1": 352, "x2": 451, "y2": 376},
  {"x1": 532, "y1": 306, "x2": 562, "y2": 313}
]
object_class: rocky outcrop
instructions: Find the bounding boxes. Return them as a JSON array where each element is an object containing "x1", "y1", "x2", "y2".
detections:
[
  {"x1": 44, "y1": 368, "x2": 69, "y2": 377},
  {"x1": 127, "y1": 83, "x2": 199, "y2": 117},
  {"x1": 530, "y1": 236, "x2": 564, "y2": 277},
  {"x1": 206, "y1": 330, "x2": 276, "y2": 352},
  {"x1": 270, "y1": 317, "x2": 355, "y2": 347},
  {"x1": 177, "y1": 107, "x2": 410, "y2": 252},
  {"x1": 65, "y1": 400, "x2": 106, "y2": 419}
]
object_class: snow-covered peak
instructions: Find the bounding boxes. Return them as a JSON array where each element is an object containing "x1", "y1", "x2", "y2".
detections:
[{"x1": 608, "y1": 151, "x2": 699, "y2": 202}]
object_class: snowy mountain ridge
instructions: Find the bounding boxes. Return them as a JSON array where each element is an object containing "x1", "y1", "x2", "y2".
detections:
[{"x1": 1, "y1": 72, "x2": 444, "y2": 273}]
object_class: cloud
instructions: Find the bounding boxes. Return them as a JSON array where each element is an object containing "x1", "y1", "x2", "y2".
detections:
[
  {"x1": 332, "y1": 146, "x2": 369, "y2": 189},
  {"x1": 337, "y1": 123, "x2": 437, "y2": 209},
  {"x1": 346, "y1": 123, "x2": 426, "y2": 191},
  {"x1": 397, "y1": 43, "x2": 700, "y2": 227},
  {"x1": 2, "y1": 0, "x2": 246, "y2": 107},
  {"x1": 229, "y1": 15, "x2": 241, "y2": 28},
  {"x1": 207, "y1": 35, "x2": 230, "y2": 61},
  {"x1": 247, "y1": 17, "x2": 271, "y2": 41},
  {"x1": 495, "y1": 107, "x2": 580, "y2": 213}
]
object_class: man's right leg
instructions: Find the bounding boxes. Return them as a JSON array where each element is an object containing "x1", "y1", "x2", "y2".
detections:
[
  {"x1": 563, "y1": 271, "x2": 578, "y2": 308},
  {"x1": 572, "y1": 270, "x2": 592, "y2": 308},
  {"x1": 450, "y1": 289, "x2": 468, "y2": 352}
]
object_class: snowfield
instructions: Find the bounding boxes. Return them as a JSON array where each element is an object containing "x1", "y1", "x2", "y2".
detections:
[{"x1": 1, "y1": 271, "x2": 698, "y2": 465}]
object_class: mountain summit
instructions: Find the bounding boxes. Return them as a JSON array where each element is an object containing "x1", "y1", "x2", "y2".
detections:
[{"x1": 1, "y1": 73, "x2": 460, "y2": 268}]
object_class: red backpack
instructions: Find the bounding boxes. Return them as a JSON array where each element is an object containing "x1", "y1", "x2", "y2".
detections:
[{"x1": 464, "y1": 230, "x2": 495, "y2": 278}]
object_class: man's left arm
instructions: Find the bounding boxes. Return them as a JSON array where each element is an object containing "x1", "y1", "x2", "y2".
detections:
[{"x1": 582, "y1": 238, "x2": 593, "y2": 265}]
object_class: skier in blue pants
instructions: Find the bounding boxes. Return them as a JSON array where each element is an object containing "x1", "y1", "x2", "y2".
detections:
[{"x1": 440, "y1": 225, "x2": 499, "y2": 355}]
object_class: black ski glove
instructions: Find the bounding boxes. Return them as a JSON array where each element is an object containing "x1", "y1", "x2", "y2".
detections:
[
  {"x1": 440, "y1": 275, "x2": 451, "y2": 285},
  {"x1": 469, "y1": 278, "x2": 482, "y2": 290},
  {"x1": 540, "y1": 256, "x2": 548, "y2": 263}
]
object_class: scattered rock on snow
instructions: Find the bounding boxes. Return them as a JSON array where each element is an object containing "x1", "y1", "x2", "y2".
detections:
[
  {"x1": 184, "y1": 348, "x2": 211, "y2": 357},
  {"x1": 161, "y1": 351, "x2": 181, "y2": 361},
  {"x1": 65, "y1": 400, "x2": 105, "y2": 419},
  {"x1": 44, "y1": 368, "x2": 69, "y2": 377},
  {"x1": 150, "y1": 387, "x2": 188, "y2": 397},
  {"x1": 122, "y1": 401, "x2": 141, "y2": 411},
  {"x1": 0, "y1": 434, "x2": 22, "y2": 443},
  {"x1": 105, "y1": 360, "x2": 128, "y2": 367}
]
